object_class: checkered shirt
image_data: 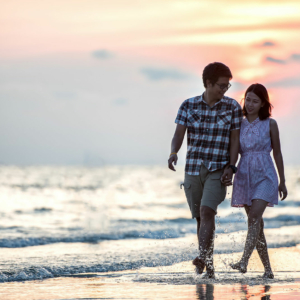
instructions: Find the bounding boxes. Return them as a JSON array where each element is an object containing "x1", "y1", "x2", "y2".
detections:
[{"x1": 175, "y1": 94, "x2": 243, "y2": 175}]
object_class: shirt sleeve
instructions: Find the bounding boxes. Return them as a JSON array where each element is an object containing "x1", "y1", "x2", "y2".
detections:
[
  {"x1": 175, "y1": 100, "x2": 188, "y2": 127},
  {"x1": 230, "y1": 101, "x2": 243, "y2": 131}
]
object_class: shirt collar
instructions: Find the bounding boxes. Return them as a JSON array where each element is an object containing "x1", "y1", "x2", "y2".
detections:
[{"x1": 198, "y1": 93, "x2": 225, "y2": 107}]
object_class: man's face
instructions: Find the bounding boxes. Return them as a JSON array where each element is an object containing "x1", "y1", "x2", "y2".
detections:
[{"x1": 207, "y1": 77, "x2": 231, "y2": 100}]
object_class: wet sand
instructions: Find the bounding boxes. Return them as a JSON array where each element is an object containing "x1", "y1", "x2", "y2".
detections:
[
  {"x1": 1, "y1": 246, "x2": 300, "y2": 300},
  {"x1": 1, "y1": 278, "x2": 299, "y2": 300}
]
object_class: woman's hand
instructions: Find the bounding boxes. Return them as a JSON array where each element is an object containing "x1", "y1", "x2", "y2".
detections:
[{"x1": 278, "y1": 181, "x2": 288, "y2": 200}]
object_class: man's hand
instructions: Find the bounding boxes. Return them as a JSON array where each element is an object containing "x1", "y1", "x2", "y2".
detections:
[
  {"x1": 221, "y1": 167, "x2": 233, "y2": 186},
  {"x1": 168, "y1": 154, "x2": 178, "y2": 171},
  {"x1": 168, "y1": 125, "x2": 186, "y2": 172}
]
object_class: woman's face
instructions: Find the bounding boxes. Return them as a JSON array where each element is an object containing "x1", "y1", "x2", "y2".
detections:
[{"x1": 245, "y1": 92, "x2": 264, "y2": 116}]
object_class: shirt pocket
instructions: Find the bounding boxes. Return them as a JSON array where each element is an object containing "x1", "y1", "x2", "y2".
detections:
[
  {"x1": 187, "y1": 110, "x2": 203, "y2": 128},
  {"x1": 217, "y1": 110, "x2": 232, "y2": 127}
]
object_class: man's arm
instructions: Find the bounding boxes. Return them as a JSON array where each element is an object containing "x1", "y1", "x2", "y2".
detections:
[
  {"x1": 221, "y1": 129, "x2": 240, "y2": 185},
  {"x1": 229, "y1": 129, "x2": 240, "y2": 166},
  {"x1": 168, "y1": 124, "x2": 187, "y2": 171}
]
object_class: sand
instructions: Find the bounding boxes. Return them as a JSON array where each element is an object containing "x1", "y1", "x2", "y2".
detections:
[{"x1": 0, "y1": 245, "x2": 300, "y2": 300}]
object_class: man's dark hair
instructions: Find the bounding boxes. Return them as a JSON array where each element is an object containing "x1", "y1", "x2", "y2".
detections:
[
  {"x1": 242, "y1": 83, "x2": 272, "y2": 120},
  {"x1": 202, "y1": 62, "x2": 232, "y2": 88}
]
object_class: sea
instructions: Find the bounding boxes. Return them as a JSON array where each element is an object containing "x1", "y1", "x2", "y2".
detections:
[{"x1": 0, "y1": 165, "x2": 299, "y2": 282}]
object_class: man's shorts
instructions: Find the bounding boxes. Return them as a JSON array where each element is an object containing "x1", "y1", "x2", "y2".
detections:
[{"x1": 183, "y1": 165, "x2": 226, "y2": 218}]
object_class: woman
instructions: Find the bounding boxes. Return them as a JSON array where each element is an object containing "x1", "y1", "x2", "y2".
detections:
[{"x1": 230, "y1": 83, "x2": 288, "y2": 279}]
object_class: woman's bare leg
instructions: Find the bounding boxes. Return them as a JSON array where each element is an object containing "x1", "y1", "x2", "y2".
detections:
[
  {"x1": 230, "y1": 199, "x2": 268, "y2": 273},
  {"x1": 244, "y1": 206, "x2": 274, "y2": 278}
]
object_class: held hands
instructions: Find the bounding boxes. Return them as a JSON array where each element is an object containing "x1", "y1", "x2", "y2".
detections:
[
  {"x1": 221, "y1": 167, "x2": 233, "y2": 186},
  {"x1": 278, "y1": 182, "x2": 288, "y2": 200},
  {"x1": 168, "y1": 154, "x2": 178, "y2": 171}
]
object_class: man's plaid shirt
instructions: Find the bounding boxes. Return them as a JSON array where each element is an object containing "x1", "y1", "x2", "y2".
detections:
[{"x1": 175, "y1": 94, "x2": 243, "y2": 175}]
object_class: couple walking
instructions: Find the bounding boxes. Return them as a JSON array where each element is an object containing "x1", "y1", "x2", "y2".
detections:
[{"x1": 168, "y1": 62, "x2": 288, "y2": 279}]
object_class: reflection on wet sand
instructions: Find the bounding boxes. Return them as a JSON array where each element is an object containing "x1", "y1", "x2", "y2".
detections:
[
  {"x1": 1, "y1": 278, "x2": 299, "y2": 300},
  {"x1": 196, "y1": 284, "x2": 272, "y2": 300},
  {"x1": 196, "y1": 284, "x2": 214, "y2": 299},
  {"x1": 194, "y1": 282, "x2": 300, "y2": 300}
]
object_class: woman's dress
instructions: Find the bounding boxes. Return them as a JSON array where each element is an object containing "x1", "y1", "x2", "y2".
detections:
[{"x1": 231, "y1": 117, "x2": 278, "y2": 207}]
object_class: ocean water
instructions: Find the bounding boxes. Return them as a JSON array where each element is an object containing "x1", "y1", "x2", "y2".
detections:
[{"x1": 0, "y1": 165, "x2": 299, "y2": 282}]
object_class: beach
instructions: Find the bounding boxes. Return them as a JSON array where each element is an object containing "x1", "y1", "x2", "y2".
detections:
[
  {"x1": 0, "y1": 165, "x2": 300, "y2": 299},
  {"x1": 0, "y1": 245, "x2": 299, "y2": 299}
]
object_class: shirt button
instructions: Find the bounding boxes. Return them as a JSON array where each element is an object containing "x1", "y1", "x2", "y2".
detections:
[{"x1": 207, "y1": 118, "x2": 210, "y2": 121}]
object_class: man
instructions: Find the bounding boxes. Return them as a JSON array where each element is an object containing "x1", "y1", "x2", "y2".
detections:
[{"x1": 168, "y1": 62, "x2": 243, "y2": 278}]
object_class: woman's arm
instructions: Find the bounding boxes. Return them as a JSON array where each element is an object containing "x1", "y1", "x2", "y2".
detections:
[{"x1": 270, "y1": 119, "x2": 288, "y2": 200}]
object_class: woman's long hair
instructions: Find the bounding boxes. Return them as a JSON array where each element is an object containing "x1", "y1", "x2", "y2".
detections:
[{"x1": 242, "y1": 83, "x2": 273, "y2": 120}]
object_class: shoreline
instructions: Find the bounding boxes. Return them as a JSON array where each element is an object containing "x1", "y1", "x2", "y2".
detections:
[
  {"x1": 1, "y1": 225, "x2": 300, "y2": 283},
  {"x1": 0, "y1": 246, "x2": 300, "y2": 299}
]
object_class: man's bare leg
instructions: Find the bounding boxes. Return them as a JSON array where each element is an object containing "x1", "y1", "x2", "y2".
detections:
[
  {"x1": 202, "y1": 232, "x2": 215, "y2": 278},
  {"x1": 230, "y1": 199, "x2": 268, "y2": 274},
  {"x1": 193, "y1": 206, "x2": 216, "y2": 275},
  {"x1": 196, "y1": 216, "x2": 215, "y2": 278}
]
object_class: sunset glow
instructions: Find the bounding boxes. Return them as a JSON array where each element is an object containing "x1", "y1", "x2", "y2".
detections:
[
  {"x1": 1, "y1": 0, "x2": 300, "y2": 165},
  {"x1": 1, "y1": 3, "x2": 300, "y2": 296}
]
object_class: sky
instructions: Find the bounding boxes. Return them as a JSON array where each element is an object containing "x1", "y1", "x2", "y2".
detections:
[{"x1": 1, "y1": 0, "x2": 300, "y2": 165}]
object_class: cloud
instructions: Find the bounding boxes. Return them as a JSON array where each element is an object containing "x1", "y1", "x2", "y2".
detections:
[
  {"x1": 265, "y1": 56, "x2": 286, "y2": 64},
  {"x1": 53, "y1": 91, "x2": 77, "y2": 99},
  {"x1": 140, "y1": 67, "x2": 190, "y2": 81},
  {"x1": 268, "y1": 76, "x2": 300, "y2": 88},
  {"x1": 258, "y1": 41, "x2": 276, "y2": 47},
  {"x1": 264, "y1": 53, "x2": 300, "y2": 65},
  {"x1": 112, "y1": 98, "x2": 128, "y2": 106},
  {"x1": 291, "y1": 54, "x2": 300, "y2": 61},
  {"x1": 92, "y1": 50, "x2": 114, "y2": 59},
  {"x1": 230, "y1": 81, "x2": 247, "y2": 92}
]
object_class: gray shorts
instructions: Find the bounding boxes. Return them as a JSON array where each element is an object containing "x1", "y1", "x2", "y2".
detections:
[{"x1": 183, "y1": 165, "x2": 226, "y2": 218}]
